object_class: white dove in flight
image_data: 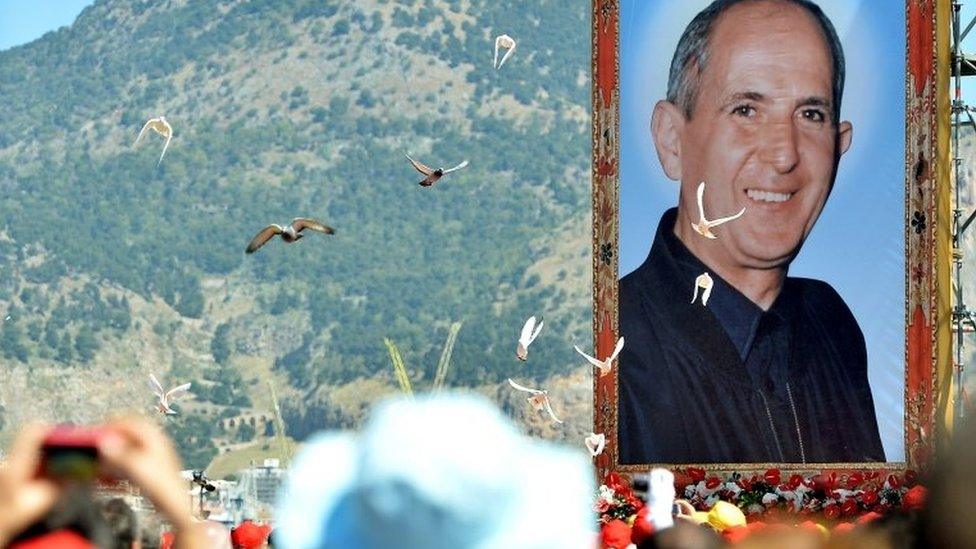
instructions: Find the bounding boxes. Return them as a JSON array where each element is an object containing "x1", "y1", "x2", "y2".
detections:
[
  {"x1": 405, "y1": 154, "x2": 469, "y2": 187},
  {"x1": 516, "y1": 315, "x2": 544, "y2": 361},
  {"x1": 573, "y1": 336, "x2": 624, "y2": 377},
  {"x1": 585, "y1": 432, "x2": 606, "y2": 457},
  {"x1": 690, "y1": 181, "x2": 745, "y2": 239},
  {"x1": 493, "y1": 34, "x2": 517, "y2": 69},
  {"x1": 691, "y1": 272, "x2": 714, "y2": 307},
  {"x1": 507, "y1": 378, "x2": 562, "y2": 424},
  {"x1": 149, "y1": 373, "x2": 191, "y2": 415},
  {"x1": 134, "y1": 116, "x2": 173, "y2": 168}
]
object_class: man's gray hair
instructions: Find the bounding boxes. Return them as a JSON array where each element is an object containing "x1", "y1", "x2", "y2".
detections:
[{"x1": 666, "y1": 0, "x2": 845, "y2": 124}]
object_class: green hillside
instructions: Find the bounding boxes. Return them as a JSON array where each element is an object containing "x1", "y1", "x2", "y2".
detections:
[{"x1": 0, "y1": 0, "x2": 593, "y2": 470}]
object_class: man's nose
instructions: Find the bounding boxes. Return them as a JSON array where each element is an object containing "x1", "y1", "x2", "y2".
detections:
[{"x1": 758, "y1": 121, "x2": 799, "y2": 174}]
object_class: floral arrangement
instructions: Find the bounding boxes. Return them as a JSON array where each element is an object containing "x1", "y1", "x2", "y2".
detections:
[
  {"x1": 675, "y1": 468, "x2": 926, "y2": 520},
  {"x1": 595, "y1": 470, "x2": 929, "y2": 547}
]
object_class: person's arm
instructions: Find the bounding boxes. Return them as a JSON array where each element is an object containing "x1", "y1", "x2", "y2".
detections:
[
  {"x1": 97, "y1": 418, "x2": 207, "y2": 549},
  {"x1": 0, "y1": 424, "x2": 61, "y2": 547}
]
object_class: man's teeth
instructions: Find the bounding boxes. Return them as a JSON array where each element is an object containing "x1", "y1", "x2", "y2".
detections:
[{"x1": 746, "y1": 189, "x2": 793, "y2": 203}]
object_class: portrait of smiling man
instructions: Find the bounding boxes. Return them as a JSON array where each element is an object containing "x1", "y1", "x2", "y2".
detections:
[{"x1": 617, "y1": 0, "x2": 885, "y2": 464}]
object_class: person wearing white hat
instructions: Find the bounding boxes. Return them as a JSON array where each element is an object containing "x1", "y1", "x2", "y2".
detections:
[{"x1": 274, "y1": 393, "x2": 596, "y2": 549}]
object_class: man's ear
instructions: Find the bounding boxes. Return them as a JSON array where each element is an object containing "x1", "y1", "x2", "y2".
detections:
[
  {"x1": 650, "y1": 100, "x2": 684, "y2": 180},
  {"x1": 837, "y1": 120, "x2": 853, "y2": 156}
]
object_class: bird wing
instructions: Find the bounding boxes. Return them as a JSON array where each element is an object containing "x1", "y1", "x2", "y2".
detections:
[
  {"x1": 573, "y1": 345, "x2": 603, "y2": 369},
  {"x1": 292, "y1": 218, "x2": 335, "y2": 235},
  {"x1": 497, "y1": 40, "x2": 516, "y2": 69},
  {"x1": 707, "y1": 206, "x2": 746, "y2": 227},
  {"x1": 528, "y1": 316, "x2": 544, "y2": 344},
  {"x1": 165, "y1": 383, "x2": 192, "y2": 402},
  {"x1": 405, "y1": 153, "x2": 434, "y2": 175},
  {"x1": 493, "y1": 36, "x2": 501, "y2": 69},
  {"x1": 696, "y1": 181, "x2": 707, "y2": 222},
  {"x1": 148, "y1": 373, "x2": 165, "y2": 397},
  {"x1": 245, "y1": 224, "x2": 284, "y2": 254},
  {"x1": 442, "y1": 159, "x2": 469, "y2": 174},
  {"x1": 519, "y1": 316, "x2": 537, "y2": 347},
  {"x1": 156, "y1": 134, "x2": 172, "y2": 168},
  {"x1": 608, "y1": 336, "x2": 625, "y2": 363},
  {"x1": 542, "y1": 396, "x2": 563, "y2": 424},
  {"x1": 507, "y1": 378, "x2": 540, "y2": 394},
  {"x1": 134, "y1": 119, "x2": 154, "y2": 146}
]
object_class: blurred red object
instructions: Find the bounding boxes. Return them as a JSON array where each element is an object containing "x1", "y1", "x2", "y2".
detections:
[
  {"x1": 630, "y1": 506, "x2": 655, "y2": 545},
  {"x1": 600, "y1": 519, "x2": 631, "y2": 549},
  {"x1": 10, "y1": 530, "x2": 96, "y2": 549},
  {"x1": 160, "y1": 531, "x2": 175, "y2": 549},
  {"x1": 903, "y1": 485, "x2": 928, "y2": 510},
  {"x1": 722, "y1": 525, "x2": 750, "y2": 544},
  {"x1": 231, "y1": 520, "x2": 270, "y2": 548},
  {"x1": 857, "y1": 511, "x2": 883, "y2": 525}
]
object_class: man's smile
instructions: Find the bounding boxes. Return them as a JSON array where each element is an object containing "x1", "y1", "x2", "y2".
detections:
[{"x1": 744, "y1": 188, "x2": 796, "y2": 204}]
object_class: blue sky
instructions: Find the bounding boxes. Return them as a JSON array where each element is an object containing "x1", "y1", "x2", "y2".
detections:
[{"x1": 0, "y1": 0, "x2": 94, "y2": 51}]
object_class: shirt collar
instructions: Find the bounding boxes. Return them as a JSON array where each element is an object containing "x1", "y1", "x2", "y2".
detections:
[{"x1": 653, "y1": 208, "x2": 788, "y2": 360}]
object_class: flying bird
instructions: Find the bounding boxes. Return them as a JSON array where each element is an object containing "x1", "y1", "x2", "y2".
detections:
[
  {"x1": 691, "y1": 181, "x2": 745, "y2": 239},
  {"x1": 149, "y1": 373, "x2": 191, "y2": 415},
  {"x1": 245, "y1": 218, "x2": 335, "y2": 254},
  {"x1": 573, "y1": 336, "x2": 624, "y2": 377},
  {"x1": 493, "y1": 34, "x2": 517, "y2": 69},
  {"x1": 585, "y1": 432, "x2": 606, "y2": 457},
  {"x1": 507, "y1": 378, "x2": 562, "y2": 424},
  {"x1": 405, "y1": 153, "x2": 469, "y2": 187},
  {"x1": 516, "y1": 315, "x2": 544, "y2": 361},
  {"x1": 134, "y1": 116, "x2": 173, "y2": 168},
  {"x1": 691, "y1": 272, "x2": 714, "y2": 306}
]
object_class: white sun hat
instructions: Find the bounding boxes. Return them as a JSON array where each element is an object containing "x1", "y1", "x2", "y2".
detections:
[{"x1": 274, "y1": 393, "x2": 597, "y2": 549}]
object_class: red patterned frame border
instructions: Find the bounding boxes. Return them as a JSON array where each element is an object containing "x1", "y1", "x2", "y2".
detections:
[{"x1": 590, "y1": 0, "x2": 952, "y2": 476}]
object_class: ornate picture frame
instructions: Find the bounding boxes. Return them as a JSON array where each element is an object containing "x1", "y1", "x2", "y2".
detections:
[{"x1": 591, "y1": 0, "x2": 953, "y2": 476}]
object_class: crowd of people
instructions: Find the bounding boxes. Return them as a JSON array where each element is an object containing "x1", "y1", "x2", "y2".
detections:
[{"x1": 0, "y1": 393, "x2": 973, "y2": 548}]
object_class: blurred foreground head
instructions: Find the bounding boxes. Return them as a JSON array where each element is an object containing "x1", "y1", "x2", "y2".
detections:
[
  {"x1": 918, "y1": 416, "x2": 976, "y2": 548},
  {"x1": 275, "y1": 393, "x2": 596, "y2": 549}
]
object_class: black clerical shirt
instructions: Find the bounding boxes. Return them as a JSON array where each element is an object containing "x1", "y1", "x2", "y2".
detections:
[{"x1": 618, "y1": 208, "x2": 884, "y2": 464}]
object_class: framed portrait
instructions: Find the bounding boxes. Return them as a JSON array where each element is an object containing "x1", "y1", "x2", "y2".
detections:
[{"x1": 591, "y1": 0, "x2": 953, "y2": 473}]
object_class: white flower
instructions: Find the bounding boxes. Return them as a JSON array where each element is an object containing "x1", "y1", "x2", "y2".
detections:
[
  {"x1": 598, "y1": 485, "x2": 616, "y2": 503},
  {"x1": 762, "y1": 493, "x2": 779, "y2": 505}
]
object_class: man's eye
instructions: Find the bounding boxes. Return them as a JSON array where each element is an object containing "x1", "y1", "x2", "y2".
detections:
[
  {"x1": 802, "y1": 109, "x2": 826, "y2": 123},
  {"x1": 731, "y1": 105, "x2": 755, "y2": 117}
]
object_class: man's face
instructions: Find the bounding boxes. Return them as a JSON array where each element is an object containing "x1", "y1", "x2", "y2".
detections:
[{"x1": 664, "y1": 1, "x2": 852, "y2": 269}]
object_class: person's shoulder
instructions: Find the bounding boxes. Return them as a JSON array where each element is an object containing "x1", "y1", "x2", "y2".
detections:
[{"x1": 786, "y1": 277, "x2": 860, "y2": 328}]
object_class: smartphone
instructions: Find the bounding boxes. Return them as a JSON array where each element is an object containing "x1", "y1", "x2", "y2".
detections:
[{"x1": 39, "y1": 425, "x2": 104, "y2": 482}]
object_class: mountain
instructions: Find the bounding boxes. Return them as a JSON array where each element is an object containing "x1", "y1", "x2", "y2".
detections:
[{"x1": 0, "y1": 0, "x2": 593, "y2": 470}]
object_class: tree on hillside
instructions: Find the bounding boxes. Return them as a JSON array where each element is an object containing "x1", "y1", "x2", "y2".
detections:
[
  {"x1": 0, "y1": 320, "x2": 28, "y2": 362},
  {"x1": 74, "y1": 325, "x2": 98, "y2": 362},
  {"x1": 211, "y1": 322, "x2": 231, "y2": 365}
]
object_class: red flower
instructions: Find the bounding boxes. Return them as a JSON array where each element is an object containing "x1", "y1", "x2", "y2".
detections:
[
  {"x1": 787, "y1": 474, "x2": 805, "y2": 490},
  {"x1": 813, "y1": 473, "x2": 839, "y2": 491},
  {"x1": 886, "y1": 474, "x2": 902, "y2": 489},
  {"x1": 861, "y1": 491, "x2": 879, "y2": 506},
  {"x1": 846, "y1": 472, "x2": 864, "y2": 489},
  {"x1": 673, "y1": 471, "x2": 693, "y2": 492},
  {"x1": 823, "y1": 504, "x2": 841, "y2": 520},
  {"x1": 841, "y1": 500, "x2": 860, "y2": 516},
  {"x1": 705, "y1": 476, "x2": 722, "y2": 490},
  {"x1": 903, "y1": 485, "x2": 928, "y2": 511},
  {"x1": 600, "y1": 519, "x2": 632, "y2": 549},
  {"x1": 904, "y1": 470, "x2": 919, "y2": 487},
  {"x1": 764, "y1": 469, "x2": 781, "y2": 486},
  {"x1": 687, "y1": 467, "x2": 706, "y2": 483}
]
